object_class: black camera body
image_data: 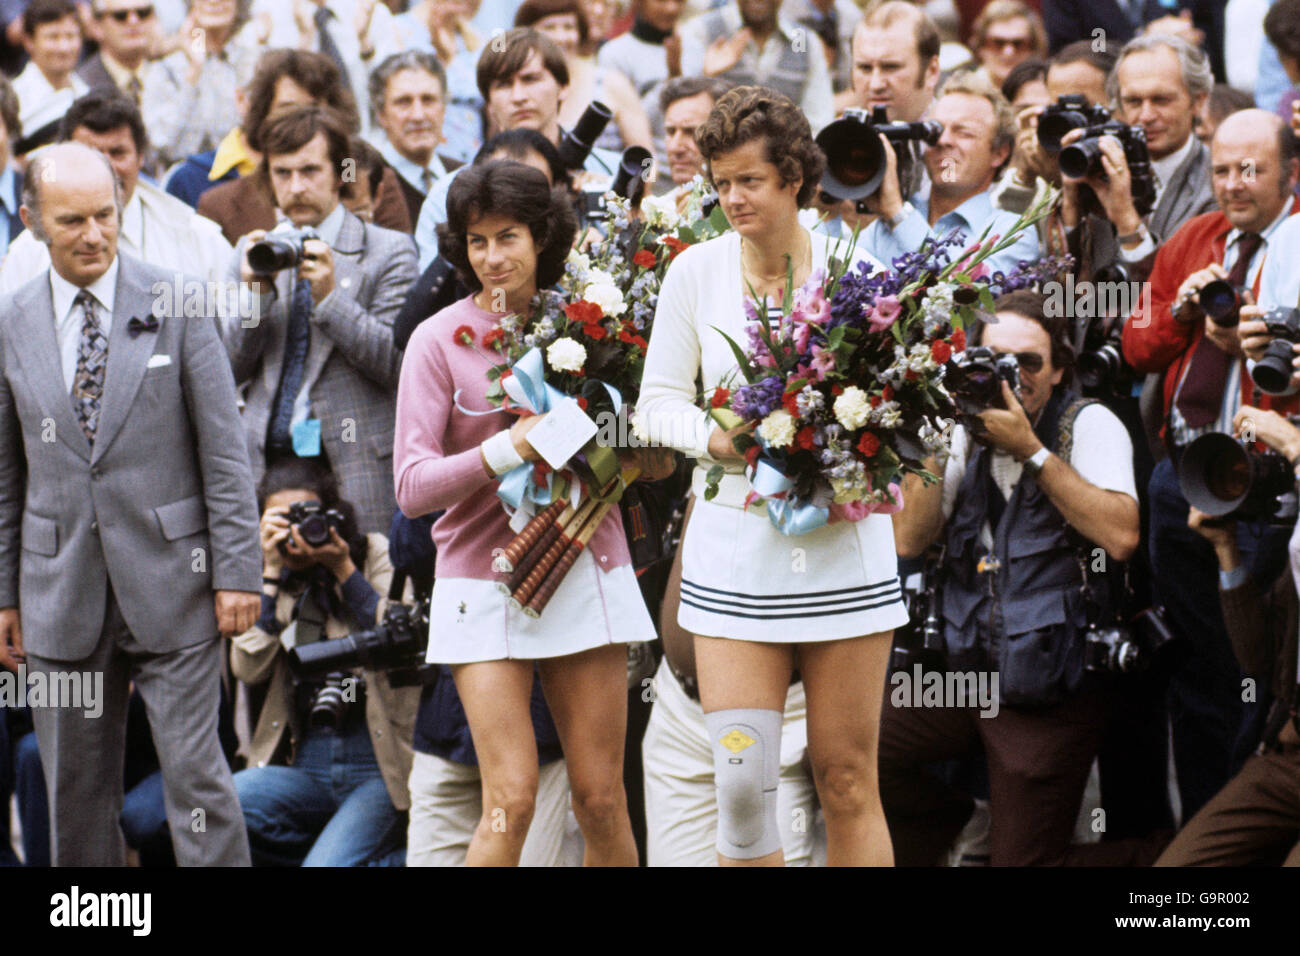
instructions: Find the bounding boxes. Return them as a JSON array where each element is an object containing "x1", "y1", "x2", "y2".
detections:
[
  {"x1": 308, "y1": 671, "x2": 362, "y2": 730},
  {"x1": 285, "y1": 501, "x2": 345, "y2": 549},
  {"x1": 289, "y1": 599, "x2": 434, "y2": 687},
  {"x1": 1077, "y1": 318, "x2": 1133, "y2": 396},
  {"x1": 578, "y1": 144, "x2": 654, "y2": 225},
  {"x1": 1037, "y1": 94, "x2": 1112, "y2": 153},
  {"x1": 248, "y1": 225, "x2": 320, "y2": 275},
  {"x1": 1083, "y1": 607, "x2": 1184, "y2": 677},
  {"x1": 945, "y1": 346, "x2": 1022, "y2": 416},
  {"x1": 816, "y1": 106, "x2": 943, "y2": 204},
  {"x1": 559, "y1": 100, "x2": 614, "y2": 172},
  {"x1": 1058, "y1": 120, "x2": 1158, "y2": 218},
  {"x1": 891, "y1": 551, "x2": 947, "y2": 674},
  {"x1": 1250, "y1": 307, "x2": 1300, "y2": 394}
]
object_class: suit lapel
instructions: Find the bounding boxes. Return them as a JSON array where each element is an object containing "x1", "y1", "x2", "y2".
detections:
[
  {"x1": 90, "y1": 255, "x2": 157, "y2": 463},
  {"x1": 301, "y1": 211, "x2": 367, "y2": 395},
  {"x1": 10, "y1": 277, "x2": 91, "y2": 462}
]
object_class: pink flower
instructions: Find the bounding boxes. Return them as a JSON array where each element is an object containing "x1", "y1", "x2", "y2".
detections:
[
  {"x1": 791, "y1": 319, "x2": 812, "y2": 353},
  {"x1": 828, "y1": 480, "x2": 904, "y2": 523},
  {"x1": 808, "y1": 344, "x2": 836, "y2": 381},
  {"x1": 866, "y1": 295, "x2": 901, "y2": 333},
  {"x1": 792, "y1": 282, "x2": 831, "y2": 326}
]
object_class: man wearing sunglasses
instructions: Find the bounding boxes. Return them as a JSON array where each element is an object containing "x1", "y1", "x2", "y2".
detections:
[
  {"x1": 77, "y1": 1, "x2": 157, "y2": 106},
  {"x1": 882, "y1": 289, "x2": 1151, "y2": 866}
]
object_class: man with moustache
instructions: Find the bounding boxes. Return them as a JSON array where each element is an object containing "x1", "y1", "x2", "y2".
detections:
[{"x1": 0, "y1": 141, "x2": 261, "y2": 866}]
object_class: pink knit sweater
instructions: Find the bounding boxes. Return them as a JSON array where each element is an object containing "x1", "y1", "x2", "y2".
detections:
[{"x1": 394, "y1": 295, "x2": 632, "y2": 580}]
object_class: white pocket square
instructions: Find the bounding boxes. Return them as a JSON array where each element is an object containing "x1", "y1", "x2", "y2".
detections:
[{"x1": 146, "y1": 354, "x2": 172, "y2": 369}]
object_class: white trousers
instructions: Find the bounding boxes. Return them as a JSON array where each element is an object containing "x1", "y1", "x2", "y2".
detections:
[
  {"x1": 642, "y1": 659, "x2": 827, "y2": 866},
  {"x1": 405, "y1": 752, "x2": 583, "y2": 866}
]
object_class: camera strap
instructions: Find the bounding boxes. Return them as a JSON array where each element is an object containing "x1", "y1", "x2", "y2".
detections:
[{"x1": 292, "y1": 584, "x2": 330, "y2": 646}]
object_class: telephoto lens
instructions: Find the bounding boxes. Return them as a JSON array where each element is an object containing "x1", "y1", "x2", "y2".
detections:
[
  {"x1": 558, "y1": 101, "x2": 614, "y2": 171},
  {"x1": 1178, "y1": 431, "x2": 1295, "y2": 521},
  {"x1": 1198, "y1": 279, "x2": 1244, "y2": 327}
]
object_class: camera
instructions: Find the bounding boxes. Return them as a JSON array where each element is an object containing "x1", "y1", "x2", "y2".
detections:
[
  {"x1": 1178, "y1": 431, "x2": 1298, "y2": 523},
  {"x1": 891, "y1": 552, "x2": 947, "y2": 674},
  {"x1": 289, "y1": 599, "x2": 433, "y2": 687},
  {"x1": 1084, "y1": 607, "x2": 1184, "y2": 676},
  {"x1": 308, "y1": 671, "x2": 359, "y2": 730},
  {"x1": 1198, "y1": 280, "x2": 1248, "y2": 327},
  {"x1": 579, "y1": 145, "x2": 654, "y2": 224},
  {"x1": 1037, "y1": 94, "x2": 1112, "y2": 153},
  {"x1": 1076, "y1": 317, "x2": 1134, "y2": 396},
  {"x1": 248, "y1": 224, "x2": 320, "y2": 275},
  {"x1": 559, "y1": 101, "x2": 614, "y2": 172},
  {"x1": 285, "y1": 501, "x2": 345, "y2": 549},
  {"x1": 1249, "y1": 306, "x2": 1300, "y2": 394},
  {"x1": 815, "y1": 106, "x2": 943, "y2": 204},
  {"x1": 945, "y1": 346, "x2": 1021, "y2": 416}
]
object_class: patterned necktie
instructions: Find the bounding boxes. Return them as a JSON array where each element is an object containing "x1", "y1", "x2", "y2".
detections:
[
  {"x1": 71, "y1": 290, "x2": 108, "y2": 443},
  {"x1": 267, "y1": 277, "x2": 313, "y2": 456},
  {"x1": 1175, "y1": 231, "x2": 1264, "y2": 430},
  {"x1": 314, "y1": 6, "x2": 352, "y2": 90},
  {"x1": 420, "y1": 167, "x2": 434, "y2": 194},
  {"x1": 125, "y1": 73, "x2": 142, "y2": 106}
]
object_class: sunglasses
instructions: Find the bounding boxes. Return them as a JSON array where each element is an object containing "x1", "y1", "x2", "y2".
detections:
[
  {"x1": 990, "y1": 349, "x2": 1045, "y2": 373},
  {"x1": 982, "y1": 37, "x2": 1033, "y2": 54},
  {"x1": 103, "y1": 5, "x2": 155, "y2": 22}
]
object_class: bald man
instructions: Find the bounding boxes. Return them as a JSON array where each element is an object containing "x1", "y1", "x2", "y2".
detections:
[
  {"x1": 0, "y1": 142, "x2": 260, "y2": 866},
  {"x1": 1122, "y1": 108, "x2": 1300, "y2": 823}
]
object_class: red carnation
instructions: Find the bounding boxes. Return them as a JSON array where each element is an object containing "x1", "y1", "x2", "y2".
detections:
[
  {"x1": 951, "y1": 328, "x2": 967, "y2": 352},
  {"x1": 583, "y1": 322, "x2": 607, "y2": 340},
  {"x1": 711, "y1": 387, "x2": 731, "y2": 408},
  {"x1": 904, "y1": 368, "x2": 919, "y2": 381},
  {"x1": 662, "y1": 236, "x2": 690, "y2": 259},
  {"x1": 857, "y1": 432, "x2": 881, "y2": 458},
  {"x1": 870, "y1": 394, "x2": 881, "y2": 408},
  {"x1": 633, "y1": 249, "x2": 657, "y2": 268},
  {"x1": 882, "y1": 384, "x2": 895, "y2": 402},
  {"x1": 631, "y1": 335, "x2": 648, "y2": 349},
  {"x1": 782, "y1": 390, "x2": 800, "y2": 416},
  {"x1": 831, "y1": 384, "x2": 844, "y2": 396},
  {"x1": 565, "y1": 300, "x2": 603, "y2": 324},
  {"x1": 482, "y1": 327, "x2": 506, "y2": 350},
  {"x1": 931, "y1": 340, "x2": 952, "y2": 364},
  {"x1": 453, "y1": 324, "x2": 474, "y2": 346},
  {"x1": 794, "y1": 426, "x2": 816, "y2": 450}
]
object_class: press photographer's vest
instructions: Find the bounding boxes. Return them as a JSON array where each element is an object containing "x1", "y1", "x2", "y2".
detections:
[{"x1": 939, "y1": 388, "x2": 1098, "y2": 709}]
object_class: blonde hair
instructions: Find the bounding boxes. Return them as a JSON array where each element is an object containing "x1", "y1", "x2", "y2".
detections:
[{"x1": 936, "y1": 69, "x2": 1017, "y2": 168}]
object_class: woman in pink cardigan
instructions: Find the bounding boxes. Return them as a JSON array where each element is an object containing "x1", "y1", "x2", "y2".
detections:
[{"x1": 394, "y1": 160, "x2": 657, "y2": 865}]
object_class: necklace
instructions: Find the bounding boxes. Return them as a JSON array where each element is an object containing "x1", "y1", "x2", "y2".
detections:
[{"x1": 741, "y1": 230, "x2": 811, "y2": 290}]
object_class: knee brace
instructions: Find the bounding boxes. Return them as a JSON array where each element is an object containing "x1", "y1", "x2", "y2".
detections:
[{"x1": 705, "y1": 708, "x2": 783, "y2": 860}]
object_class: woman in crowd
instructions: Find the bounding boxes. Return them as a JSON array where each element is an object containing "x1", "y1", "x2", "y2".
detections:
[
  {"x1": 637, "y1": 86, "x2": 907, "y2": 866},
  {"x1": 514, "y1": 0, "x2": 653, "y2": 155},
  {"x1": 394, "y1": 159, "x2": 658, "y2": 866}
]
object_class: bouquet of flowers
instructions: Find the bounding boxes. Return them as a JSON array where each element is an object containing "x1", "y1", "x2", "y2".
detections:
[
  {"x1": 462, "y1": 181, "x2": 730, "y2": 615},
  {"x1": 707, "y1": 190, "x2": 1067, "y2": 535}
]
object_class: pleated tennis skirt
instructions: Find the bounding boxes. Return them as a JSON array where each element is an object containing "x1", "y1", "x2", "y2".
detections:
[{"x1": 678, "y1": 498, "x2": 910, "y2": 643}]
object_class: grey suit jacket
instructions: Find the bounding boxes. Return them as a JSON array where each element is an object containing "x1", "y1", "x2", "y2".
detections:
[
  {"x1": 75, "y1": 53, "x2": 117, "y2": 94},
  {"x1": 0, "y1": 254, "x2": 262, "y2": 661},
  {"x1": 1150, "y1": 138, "x2": 1216, "y2": 246},
  {"x1": 221, "y1": 208, "x2": 418, "y2": 533}
]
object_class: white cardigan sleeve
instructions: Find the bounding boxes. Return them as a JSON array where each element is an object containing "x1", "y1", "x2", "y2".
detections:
[{"x1": 637, "y1": 243, "x2": 715, "y2": 460}]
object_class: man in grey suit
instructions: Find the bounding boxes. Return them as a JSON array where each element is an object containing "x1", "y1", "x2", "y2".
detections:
[
  {"x1": 223, "y1": 104, "x2": 417, "y2": 535},
  {"x1": 77, "y1": 1, "x2": 154, "y2": 105},
  {"x1": 0, "y1": 142, "x2": 262, "y2": 866}
]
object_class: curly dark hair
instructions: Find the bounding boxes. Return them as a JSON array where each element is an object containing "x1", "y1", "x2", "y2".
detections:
[
  {"x1": 973, "y1": 288, "x2": 1075, "y2": 377},
  {"x1": 438, "y1": 160, "x2": 578, "y2": 293},
  {"x1": 694, "y1": 86, "x2": 824, "y2": 208},
  {"x1": 257, "y1": 458, "x2": 368, "y2": 574}
]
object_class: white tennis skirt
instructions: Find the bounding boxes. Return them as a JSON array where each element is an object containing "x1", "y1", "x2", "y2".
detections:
[
  {"x1": 426, "y1": 547, "x2": 657, "y2": 664},
  {"x1": 678, "y1": 499, "x2": 909, "y2": 643}
]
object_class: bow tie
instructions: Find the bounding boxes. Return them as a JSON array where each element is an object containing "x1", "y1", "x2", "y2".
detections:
[{"x1": 127, "y1": 316, "x2": 159, "y2": 338}]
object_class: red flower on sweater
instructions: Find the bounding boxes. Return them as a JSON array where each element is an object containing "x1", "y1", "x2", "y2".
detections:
[
  {"x1": 633, "y1": 249, "x2": 657, "y2": 268},
  {"x1": 857, "y1": 432, "x2": 881, "y2": 458},
  {"x1": 453, "y1": 324, "x2": 474, "y2": 346},
  {"x1": 482, "y1": 327, "x2": 506, "y2": 350},
  {"x1": 711, "y1": 387, "x2": 731, "y2": 408}
]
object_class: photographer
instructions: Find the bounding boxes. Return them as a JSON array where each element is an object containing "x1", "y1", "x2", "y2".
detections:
[
  {"x1": 1156, "y1": 406, "x2": 1300, "y2": 866},
  {"x1": 860, "y1": 70, "x2": 1042, "y2": 280},
  {"x1": 231, "y1": 458, "x2": 419, "y2": 867},
  {"x1": 223, "y1": 104, "x2": 418, "y2": 536},
  {"x1": 1123, "y1": 107, "x2": 1300, "y2": 821},
  {"x1": 882, "y1": 289, "x2": 1155, "y2": 866}
]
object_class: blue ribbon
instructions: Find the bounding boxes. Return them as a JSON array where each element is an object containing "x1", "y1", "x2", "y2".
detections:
[{"x1": 747, "y1": 442, "x2": 829, "y2": 536}]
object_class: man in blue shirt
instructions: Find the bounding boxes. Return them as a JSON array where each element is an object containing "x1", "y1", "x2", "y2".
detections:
[
  {"x1": 414, "y1": 28, "x2": 618, "y2": 272},
  {"x1": 0, "y1": 73, "x2": 23, "y2": 262},
  {"x1": 861, "y1": 70, "x2": 1041, "y2": 278}
]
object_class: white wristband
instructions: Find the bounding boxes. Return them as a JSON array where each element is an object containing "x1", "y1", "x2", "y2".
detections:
[{"x1": 481, "y1": 429, "x2": 526, "y2": 476}]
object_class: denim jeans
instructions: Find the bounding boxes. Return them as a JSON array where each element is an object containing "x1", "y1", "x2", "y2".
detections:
[{"x1": 234, "y1": 715, "x2": 405, "y2": 867}]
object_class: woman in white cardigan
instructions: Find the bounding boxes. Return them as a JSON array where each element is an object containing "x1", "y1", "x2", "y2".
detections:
[{"x1": 638, "y1": 86, "x2": 908, "y2": 866}]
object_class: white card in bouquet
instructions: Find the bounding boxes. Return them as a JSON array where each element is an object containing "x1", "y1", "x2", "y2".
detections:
[{"x1": 526, "y1": 397, "x2": 598, "y2": 470}]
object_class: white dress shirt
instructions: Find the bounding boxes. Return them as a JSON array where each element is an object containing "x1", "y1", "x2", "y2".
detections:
[
  {"x1": 12, "y1": 62, "x2": 88, "y2": 141},
  {"x1": 50, "y1": 256, "x2": 119, "y2": 393}
]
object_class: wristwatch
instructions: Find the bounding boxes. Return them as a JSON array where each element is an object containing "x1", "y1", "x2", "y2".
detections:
[
  {"x1": 1117, "y1": 223, "x2": 1149, "y2": 246},
  {"x1": 1020, "y1": 446, "x2": 1050, "y2": 477}
]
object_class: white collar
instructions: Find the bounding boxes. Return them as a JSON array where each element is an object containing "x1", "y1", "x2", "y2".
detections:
[
  {"x1": 1152, "y1": 135, "x2": 1196, "y2": 191},
  {"x1": 376, "y1": 136, "x2": 445, "y2": 193},
  {"x1": 1227, "y1": 195, "x2": 1296, "y2": 247},
  {"x1": 272, "y1": 201, "x2": 347, "y2": 247},
  {"x1": 50, "y1": 255, "x2": 121, "y2": 328}
]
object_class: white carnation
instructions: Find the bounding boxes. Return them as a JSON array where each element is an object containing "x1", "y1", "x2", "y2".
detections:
[
  {"x1": 566, "y1": 249, "x2": 591, "y2": 274},
  {"x1": 833, "y1": 386, "x2": 872, "y2": 430},
  {"x1": 584, "y1": 281, "x2": 626, "y2": 317},
  {"x1": 546, "y1": 337, "x2": 587, "y2": 373},
  {"x1": 640, "y1": 193, "x2": 678, "y2": 229},
  {"x1": 758, "y1": 409, "x2": 797, "y2": 449}
]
